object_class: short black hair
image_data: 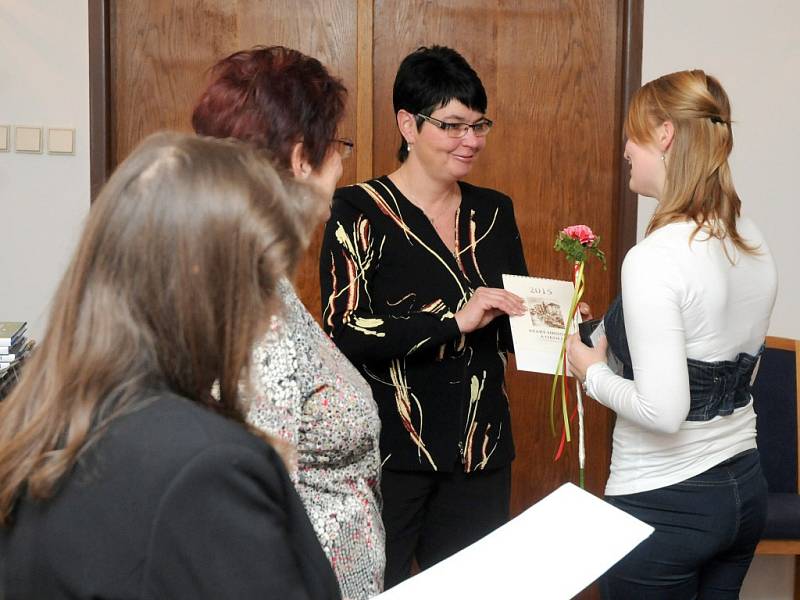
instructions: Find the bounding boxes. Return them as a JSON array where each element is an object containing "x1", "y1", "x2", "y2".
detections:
[{"x1": 392, "y1": 46, "x2": 487, "y2": 162}]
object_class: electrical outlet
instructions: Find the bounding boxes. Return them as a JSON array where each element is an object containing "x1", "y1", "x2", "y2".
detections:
[
  {"x1": 0, "y1": 125, "x2": 9, "y2": 152},
  {"x1": 48, "y1": 128, "x2": 75, "y2": 154},
  {"x1": 15, "y1": 126, "x2": 42, "y2": 153}
]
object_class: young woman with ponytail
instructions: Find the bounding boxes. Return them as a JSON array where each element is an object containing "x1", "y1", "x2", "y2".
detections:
[{"x1": 567, "y1": 70, "x2": 778, "y2": 599}]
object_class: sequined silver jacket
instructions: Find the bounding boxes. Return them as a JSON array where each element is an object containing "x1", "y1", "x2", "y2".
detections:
[{"x1": 248, "y1": 279, "x2": 384, "y2": 599}]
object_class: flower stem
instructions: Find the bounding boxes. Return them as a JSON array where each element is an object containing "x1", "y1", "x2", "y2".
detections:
[{"x1": 549, "y1": 261, "x2": 585, "y2": 445}]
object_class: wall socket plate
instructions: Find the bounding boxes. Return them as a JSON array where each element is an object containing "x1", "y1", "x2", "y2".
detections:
[
  {"x1": 0, "y1": 125, "x2": 9, "y2": 152},
  {"x1": 15, "y1": 126, "x2": 42, "y2": 153},
  {"x1": 48, "y1": 128, "x2": 75, "y2": 154}
]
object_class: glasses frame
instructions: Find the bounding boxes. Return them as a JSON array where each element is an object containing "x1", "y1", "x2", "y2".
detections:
[
  {"x1": 415, "y1": 113, "x2": 494, "y2": 138},
  {"x1": 332, "y1": 137, "x2": 354, "y2": 159}
]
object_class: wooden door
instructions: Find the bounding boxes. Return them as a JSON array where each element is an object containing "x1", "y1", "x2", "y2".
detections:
[
  {"x1": 108, "y1": 1, "x2": 362, "y2": 321},
  {"x1": 370, "y1": 0, "x2": 639, "y2": 511},
  {"x1": 97, "y1": 2, "x2": 641, "y2": 596}
]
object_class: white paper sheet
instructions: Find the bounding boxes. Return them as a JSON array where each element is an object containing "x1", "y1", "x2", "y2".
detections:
[{"x1": 375, "y1": 483, "x2": 654, "y2": 600}]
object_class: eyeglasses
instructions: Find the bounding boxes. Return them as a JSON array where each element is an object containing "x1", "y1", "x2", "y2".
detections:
[
  {"x1": 415, "y1": 114, "x2": 494, "y2": 138},
  {"x1": 332, "y1": 138, "x2": 354, "y2": 159}
]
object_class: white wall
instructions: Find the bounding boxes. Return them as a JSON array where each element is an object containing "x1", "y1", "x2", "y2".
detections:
[
  {"x1": 640, "y1": 2, "x2": 800, "y2": 597},
  {"x1": 0, "y1": 1, "x2": 796, "y2": 596},
  {"x1": 0, "y1": 1, "x2": 90, "y2": 342},
  {"x1": 639, "y1": 0, "x2": 800, "y2": 342}
]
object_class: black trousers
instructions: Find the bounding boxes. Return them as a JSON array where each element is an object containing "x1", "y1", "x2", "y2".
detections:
[{"x1": 381, "y1": 463, "x2": 511, "y2": 589}]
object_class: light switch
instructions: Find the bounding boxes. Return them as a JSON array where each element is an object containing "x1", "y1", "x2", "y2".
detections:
[
  {"x1": 48, "y1": 128, "x2": 75, "y2": 154},
  {"x1": 0, "y1": 125, "x2": 9, "y2": 152},
  {"x1": 15, "y1": 126, "x2": 42, "y2": 153}
]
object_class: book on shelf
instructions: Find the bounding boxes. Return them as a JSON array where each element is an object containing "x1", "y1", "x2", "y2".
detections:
[
  {"x1": 0, "y1": 321, "x2": 27, "y2": 346},
  {"x1": 0, "y1": 339, "x2": 24, "y2": 355},
  {"x1": 0, "y1": 338, "x2": 34, "y2": 401},
  {"x1": 0, "y1": 339, "x2": 34, "y2": 373}
]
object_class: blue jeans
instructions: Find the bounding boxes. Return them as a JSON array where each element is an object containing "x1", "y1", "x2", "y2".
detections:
[{"x1": 601, "y1": 449, "x2": 767, "y2": 600}]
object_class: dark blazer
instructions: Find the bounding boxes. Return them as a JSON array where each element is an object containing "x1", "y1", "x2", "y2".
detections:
[{"x1": 0, "y1": 389, "x2": 341, "y2": 600}]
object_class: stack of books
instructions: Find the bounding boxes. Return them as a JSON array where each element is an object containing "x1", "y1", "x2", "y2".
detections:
[
  {"x1": 0, "y1": 322, "x2": 34, "y2": 400},
  {"x1": 1, "y1": 321, "x2": 28, "y2": 369}
]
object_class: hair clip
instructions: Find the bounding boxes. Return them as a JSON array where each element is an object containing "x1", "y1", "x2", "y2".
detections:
[{"x1": 709, "y1": 115, "x2": 726, "y2": 125}]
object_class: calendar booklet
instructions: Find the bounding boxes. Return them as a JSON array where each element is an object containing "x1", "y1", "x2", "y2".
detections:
[{"x1": 502, "y1": 274, "x2": 579, "y2": 374}]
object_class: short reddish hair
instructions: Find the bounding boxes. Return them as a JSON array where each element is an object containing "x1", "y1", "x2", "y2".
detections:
[{"x1": 192, "y1": 46, "x2": 347, "y2": 171}]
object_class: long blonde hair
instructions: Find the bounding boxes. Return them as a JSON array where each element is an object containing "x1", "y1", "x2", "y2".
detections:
[
  {"x1": 0, "y1": 132, "x2": 317, "y2": 524},
  {"x1": 627, "y1": 70, "x2": 755, "y2": 253}
]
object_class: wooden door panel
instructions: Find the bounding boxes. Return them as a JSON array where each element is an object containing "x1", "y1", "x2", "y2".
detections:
[
  {"x1": 232, "y1": 0, "x2": 359, "y2": 322},
  {"x1": 493, "y1": 0, "x2": 621, "y2": 506},
  {"x1": 111, "y1": 1, "x2": 359, "y2": 322},
  {"x1": 372, "y1": 0, "x2": 618, "y2": 515},
  {"x1": 372, "y1": 1, "x2": 500, "y2": 187}
]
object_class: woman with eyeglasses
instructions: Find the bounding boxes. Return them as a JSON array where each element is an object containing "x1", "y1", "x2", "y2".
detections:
[
  {"x1": 320, "y1": 45, "x2": 528, "y2": 588},
  {"x1": 192, "y1": 46, "x2": 384, "y2": 599}
]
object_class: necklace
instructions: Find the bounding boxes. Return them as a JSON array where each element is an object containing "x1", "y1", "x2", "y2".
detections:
[
  {"x1": 389, "y1": 172, "x2": 459, "y2": 226},
  {"x1": 419, "y1": 187, "x2": 460, "y2": 224},
  {"x1": 422, "y1": 198, "x2": 456, "y2": 224},
  {"x1": 422, "y1": 193, "x2": 460, "y2": 256}
]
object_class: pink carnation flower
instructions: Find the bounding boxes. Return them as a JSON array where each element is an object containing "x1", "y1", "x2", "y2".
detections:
[{"x1": 562, "y1": 224, "x2": 596, "y2": 245}]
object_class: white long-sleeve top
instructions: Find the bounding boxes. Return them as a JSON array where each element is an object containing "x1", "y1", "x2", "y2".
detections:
[{"x1": 585, "y1": 217, "x2": 778, "y2": 495}]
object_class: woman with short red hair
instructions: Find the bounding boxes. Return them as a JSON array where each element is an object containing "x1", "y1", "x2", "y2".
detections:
[{"x1": 193, "y1": 46, "x2": 384, "y2": 599}]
